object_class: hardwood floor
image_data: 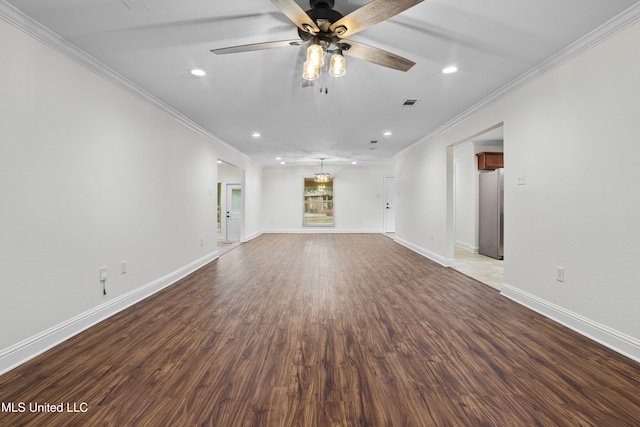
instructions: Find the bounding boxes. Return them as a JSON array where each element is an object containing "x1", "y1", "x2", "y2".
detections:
[{"x1": 1, "y1": 234, "x2": 639, "y2": 426}]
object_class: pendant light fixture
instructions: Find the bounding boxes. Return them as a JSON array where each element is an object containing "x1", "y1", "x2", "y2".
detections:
[{"x1": 314, "y1": 158, "x2": 331, "y2": 183}]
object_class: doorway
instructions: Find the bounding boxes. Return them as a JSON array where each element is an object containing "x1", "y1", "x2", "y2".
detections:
[
  {"x1": 450, "y1": 125, "x2": 504, "y2": 290},
  {"x1": 217, "y1": 160, "x2": 244, "y2": 253}
]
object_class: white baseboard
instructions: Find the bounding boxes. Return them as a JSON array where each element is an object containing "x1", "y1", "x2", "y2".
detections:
[
  {"x1": 262, "y1": 229, "x2": 385, "y2": 234},
  {"x1": 501, "y1": 283, "x2": 640, "y2": 364},
  {"x1": 242, "y1": 230, "x2": 263, "y2": 242},
  {"x1": 0, "y1": 251, "x2": 219, "y2": 376},
  {"x1": 455, "y1": 241, "x2": 478, "y2": 253},
  {"x1": 395, "y1": 237, "x2": 455, "y2": 267}
]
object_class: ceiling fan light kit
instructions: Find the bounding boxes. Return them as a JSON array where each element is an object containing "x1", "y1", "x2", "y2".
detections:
[{"x1": 211, "y1": 0, "x2": 423, "y2": 82}]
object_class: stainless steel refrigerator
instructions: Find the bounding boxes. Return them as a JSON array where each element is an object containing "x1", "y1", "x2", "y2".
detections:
[{"x1": 479, "y1": 168, "x2": 504, "y2": 260}]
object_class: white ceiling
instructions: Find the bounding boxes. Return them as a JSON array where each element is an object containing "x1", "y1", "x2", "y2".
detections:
[{"x1": 4, "y1": 0, "x2": 639, "y2": 169}]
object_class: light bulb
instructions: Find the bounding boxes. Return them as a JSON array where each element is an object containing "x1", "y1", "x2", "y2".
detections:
[
  {"x1": 329, "y1": 53, "x2": 346, "y2": 77},
  {"x1": 307, "y1": 44, "x2": 325, "y2": 68},
  {"x1": 302, "y1": 60, "x2": 319, "y2": 81}
]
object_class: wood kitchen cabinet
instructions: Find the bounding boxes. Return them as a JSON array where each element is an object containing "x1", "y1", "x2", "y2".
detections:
[{"x1": 476, "y1": 152, "x2": 504, "y2": 170}]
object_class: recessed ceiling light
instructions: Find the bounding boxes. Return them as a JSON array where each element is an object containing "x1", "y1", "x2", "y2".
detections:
[
  {"x1": 252, "y1": 132, "x2": 261, "y2": 138},
  {"x1": 190, "y1": 69, "x2": 206, "y2": 76},
  {"x1": 443, "y1": 66, "x2": 458, "y2": 74},
  {"x1": 383, "y1": 131, "x2": 392, "y2": 136},
  {"x1": 276, "y1": 157, "x2": 282, "y2": 160},
  {"x1": 352, "y1": 161, "x2": 358, "y2": 165},
  {"x1": 280, "y1": 161, "x2": 286, "y2": 165}
]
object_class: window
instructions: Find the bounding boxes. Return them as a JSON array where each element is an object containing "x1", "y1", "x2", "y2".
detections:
[{"x1": 303, "y1": 178, "x2": 334, "y2": 226}]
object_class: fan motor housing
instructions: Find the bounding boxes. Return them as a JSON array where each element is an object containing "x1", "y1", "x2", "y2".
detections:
[
  {"x1": 310, "y1": 0, "x2": 334, "y2": 9},
  {"x1": 299, "y1": 2, "x2": 343, "y2": 41}
]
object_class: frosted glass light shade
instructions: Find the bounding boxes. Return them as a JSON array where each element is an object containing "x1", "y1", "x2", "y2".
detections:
[
  {"x1": 329, "y1": 53, "x2": 346, "y2": 77},
  {"x1": 302, "y1": 60, "x2": 319, "y2": 81},
  {"x1": 307, "y1": 44, "x2": 325, "y2": 68}
]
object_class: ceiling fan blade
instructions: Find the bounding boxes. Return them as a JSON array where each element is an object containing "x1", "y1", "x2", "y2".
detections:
[
  {"x1": 211, "y1": 39, "x2": 303, "y2": 55},
  {"x1": 341, "y1": 40, "x2": 415, "y2": 72},
  {"x1": 270, "y1": 0, "x2": 320, "y2": 34},
  {"x1": 329, "y1": 0, "x2": 424, "y2": 38}
]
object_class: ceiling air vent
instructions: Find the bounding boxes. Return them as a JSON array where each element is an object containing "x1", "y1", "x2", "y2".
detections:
[
  {"x1": 402, "y1": 99, "x2": 419, "y2": 107},
  {"x1": 370, "y1": 140, "x2": 378, "y2": 144}
]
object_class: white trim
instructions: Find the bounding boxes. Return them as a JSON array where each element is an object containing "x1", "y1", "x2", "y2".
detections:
[
  {"x1": 455, "y1": 241, "x2": 478, "y2": 253},
  {"x1": 0, "y1": 1, "x2": 260, "y2": 169},
  {"x1": 242, "y1": 230, "x2": 264, "y2": 242},
  {"x1": 395, "y1": 2, "x2": 640, "y2": 160},
  {"x1": 394, "y1": 237, "x2": 455, "y2": 267},
  {"x1": 501, "y1": 283, "x2": 640, "y2": 364},
  {"x1": 0, "y1": 251, "x2": 219, "y2": 375}
]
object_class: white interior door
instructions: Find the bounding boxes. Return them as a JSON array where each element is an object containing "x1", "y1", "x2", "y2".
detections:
[
  {"x1": 384, "y1": 177, "x2": 396, "y2": 233},
  {"x1": 226, "y1": 184, "x2": 242, "y2": 242}
]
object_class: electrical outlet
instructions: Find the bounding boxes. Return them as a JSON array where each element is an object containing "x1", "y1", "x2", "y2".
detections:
[
  {"x1": 200, "y1": 238, "x2": 204, "y2": 246},
  {"x1": 517, "y1": 174, "x2": 526, "y2": 185},
  {"x1": 556, "y1": 266, "x2": 565, "y2": 282},
  {"x1": 121, "y1": 261, "x2": 127, "y2": 274}
]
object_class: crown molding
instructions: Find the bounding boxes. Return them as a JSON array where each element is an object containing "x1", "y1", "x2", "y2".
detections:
[
  {"x1": 395, "y1": 2, "x2": 640, "y2": 159},
  {"x1": 0, "y1": 0, "x2": 262, "y2": 168}
]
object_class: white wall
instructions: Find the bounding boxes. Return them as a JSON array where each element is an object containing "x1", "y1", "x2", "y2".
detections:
[
  {"x1": 262, "y1": 167, "x2": 393, "y2": 233},
  {"x1": 395, "y1": 20, "x2": 640, "y2": 361},
  {"x1": 395, "y1": 139, "x2": 452, "y2": 265},
  {"x1": 0, "y1": 17, "x2": 262, "y2": 372},
  {"x1": 453, "y1": 142, "x2": 476, "y2": 251}
]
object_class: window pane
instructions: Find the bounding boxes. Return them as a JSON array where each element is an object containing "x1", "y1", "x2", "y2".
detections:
[
  {"x1": 303, "y1": 178, "x2": 334, "y2": 226},
  {"x1": 231, "y1": 188, "x2": 242, "y2": 214}
]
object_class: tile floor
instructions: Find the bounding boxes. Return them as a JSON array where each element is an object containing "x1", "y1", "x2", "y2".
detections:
[
  {"x1": 384, "y1": 233, "x2": 503, "y2": 291},
  {"x1": 453, "y1": 246, "x2": 503, "y2": 290}
]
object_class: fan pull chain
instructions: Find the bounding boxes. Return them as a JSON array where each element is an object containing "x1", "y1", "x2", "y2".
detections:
[{"x1": 321, "y1": 58, "x2": 329, "y2": 94}]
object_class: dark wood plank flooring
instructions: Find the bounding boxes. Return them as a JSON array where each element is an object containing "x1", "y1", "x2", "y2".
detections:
[{"x1": 1, "y1": 234, "x2": 639, "y2": 426}]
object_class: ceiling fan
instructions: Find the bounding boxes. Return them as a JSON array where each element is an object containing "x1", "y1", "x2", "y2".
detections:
[{"x1": 210, "y1": 0, "x2": 424, "y2": 78}]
